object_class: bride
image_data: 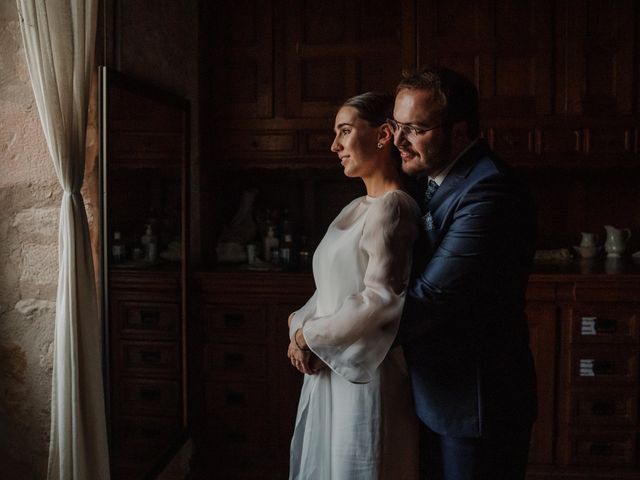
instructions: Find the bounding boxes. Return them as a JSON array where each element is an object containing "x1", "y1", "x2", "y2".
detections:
[{"x1": 287, "y1": 92, "x2": 420, "y2": 480}]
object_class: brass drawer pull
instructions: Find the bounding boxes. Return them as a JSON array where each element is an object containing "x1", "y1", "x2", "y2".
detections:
[
  {"x1": 140, "y1": 350, "x2": 162, "y2": 364},
  {"x1": 591, "y1": 401, "x2": 615, "y2": 416},
  {"x1": 589, "y1": 442, "x2": 613, "y2": 456},
  {"x1": 223, "y1": 313, "x2": 245, "y2": 328},
  {"x1": 140, "y1": 310, "x2": 160, "y2": 326}
]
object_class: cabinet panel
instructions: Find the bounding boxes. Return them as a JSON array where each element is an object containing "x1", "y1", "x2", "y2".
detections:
[
  {"x1": 205, "y1": 344, "x2": 268, "y2": 381},
  {"x1": 283, "y1": 0, "x2": 413, "y2": 118},
  {"x1": 526, "y1": 304, "x2": 558, "y2": 465},
  {"x1": 418, "y1": 0, "x2": 553, "y2": 116},
  {"x1": 115, "y1": 299, "x2": 180, "y2": 339},
  {"x1": 119, "y1": 378, "x2": 181, "y2": 416},
  {"x1": 556, "y1": 0, "x2": 636, "y2": 115},
  {"x1": 205, "y1": 0, "x2": 273, "y2": 118}
]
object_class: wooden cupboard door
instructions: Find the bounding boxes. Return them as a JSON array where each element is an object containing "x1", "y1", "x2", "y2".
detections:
[
  {"x1": 204, "y1": 0, "x2": 274, "y2": 118},
  {"x1": 282, "y1": 0, "x2": 415, "y2": 118},
  {"x1": 417, "y1": 0, "x2": 553, "y2": 117},
  {"x1": 556, "y1": 0, "x2": 637, "y2": 115},
  {"x1": 526, "y1": 303, "x2": 558, "y2": 465}
]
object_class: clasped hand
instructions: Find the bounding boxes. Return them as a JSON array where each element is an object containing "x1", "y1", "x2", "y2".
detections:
[{"x1": 287, "y1": 314, "x2": 326, "y2": 375}]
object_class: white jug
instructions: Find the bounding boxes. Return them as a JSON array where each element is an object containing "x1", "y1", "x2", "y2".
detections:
[{"x1": 604, "y1": 225, "x2": 631, "y2": 258}]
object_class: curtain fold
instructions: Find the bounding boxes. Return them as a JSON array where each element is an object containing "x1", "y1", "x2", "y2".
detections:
[{"x1": 16, "y1": 1, "x2": 109, "y2": 479}]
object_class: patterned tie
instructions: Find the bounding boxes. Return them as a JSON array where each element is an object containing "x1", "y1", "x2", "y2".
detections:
[{"x1": 424, "y1": 179, "x2": 439, "y2": 206}]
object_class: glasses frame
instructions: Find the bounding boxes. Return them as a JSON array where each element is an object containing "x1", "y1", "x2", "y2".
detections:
[{"x1": 386, "y1": 118, "x2": 445, "y2": 138}]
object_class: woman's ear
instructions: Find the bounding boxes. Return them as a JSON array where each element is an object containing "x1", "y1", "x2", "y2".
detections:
[{"x1": 377, "y1": 123, "x2": 393, "y2": 145}]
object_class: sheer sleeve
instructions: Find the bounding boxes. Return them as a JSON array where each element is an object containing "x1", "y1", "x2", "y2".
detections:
[
  {"x1": 301, "y1": 192, "x2": 418, "y2": 383},
  {"x1": 288, "y1": 290, "x2": 318, "y2": 341}
]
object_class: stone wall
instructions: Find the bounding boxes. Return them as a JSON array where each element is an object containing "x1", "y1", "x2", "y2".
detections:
[
  {"x1": 0, "y1": 2, "x2": 59, "y2": 478},
  {"x1": 0, "y1": 2, "x2": 102, "y2": 478}
]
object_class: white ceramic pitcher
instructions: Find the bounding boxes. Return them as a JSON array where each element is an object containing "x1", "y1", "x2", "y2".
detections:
[{"x1": 604, "y1": 225, "x2": 632, "y2": 258}]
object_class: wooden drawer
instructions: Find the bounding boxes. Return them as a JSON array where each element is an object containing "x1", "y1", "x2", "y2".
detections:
[
  {"x1": 205, "y1": 344, "x2": 267, "y2": 381},
  {"x1": 569, "y1": 346, "x2": 638, "y2": 385},
  {"x1": 119, "y1": 378, "x2": 180, "y2": 416},
  {"x1": 117, "y1": 300, "x2": 179, "y2": 339},
  {"x1": 569, "y1": 305, "x2": 639, "y2": 345},
  {"x1": 206, "y1": 409, "x2": 270, "y2": 463},
  {"x1": 120, "y1": 341, "x2": 180, "y2": 377},
  {"x1": 206, "y1": 381, "x2": 267, "y2": 412},
  {"x1": 204, "y1": 304, "x2": 267, "y2": 343},
  {"x1": 113, "y1": 415, "x2": 182, "y2": 464},
  {"x1": 568, "y1": 388, "x2": 638, "y2": 426},
  {"x1": 223, "y1": 130, "x2": 297, "y2": 156},
  {"x1": 566, "y1": 430, "x2": 637, "y2": 467}
]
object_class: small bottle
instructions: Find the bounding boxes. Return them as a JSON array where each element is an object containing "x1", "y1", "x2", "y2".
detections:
[
  {"x1": 298, "y1": 235, "x2": 311, "y2": 271},
  {"x1": 280, "y1": 233, "x2": 293, "y2": 267},
  {"x1": 263, "y1": 226, "x2": 279, "y2": 261},
  {"x1": 141, "y1": 224, "x2": 158, "y2": 262},
  {"x1": 112, "y1": 231, "x2": 126, "y2": 263}
]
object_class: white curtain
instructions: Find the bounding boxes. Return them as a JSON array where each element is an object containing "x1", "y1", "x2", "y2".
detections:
[{"x1": 16, "y1": 1, "x2": 109, "y2": 479}]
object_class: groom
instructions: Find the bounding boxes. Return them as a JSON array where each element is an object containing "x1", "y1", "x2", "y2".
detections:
[{"x1": 394, "y1": 67, "x2": 537, "y2": 480}]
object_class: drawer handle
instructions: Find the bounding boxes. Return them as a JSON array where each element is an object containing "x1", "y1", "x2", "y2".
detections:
[
  {"x1": 140, "y1": 387, "x2": 162, "y2": 401},
  {"x1": 223, "y1": 313, "x2": 245, "y2": 328},
  {"x1": 589, "y1": 442, "x2": 613, "y2": 456},
  {"x1": 140, "y1": 426, "x2": 163, "y2": 438},
  {"x1": 140, "y1": 350, "x2": 162, "y2": 364},
  {"x1": 592, "y1": 360, "x2": 615, "y2": 375},
  {"x1": 226, "y1": 391, "x2": 246, "y2": 406},
  {"x1": 140, "y1": 309, "x2": 160, "y2": 326},
  {"x1": 581, "y1": 316, "x2": 617, "y2": 335},
  {"x1": 224, "y1": 352, "x2": 245, "y2": 368},
  {"x1": 591, "y1": 401, "x2": 615, "y2": 416}
]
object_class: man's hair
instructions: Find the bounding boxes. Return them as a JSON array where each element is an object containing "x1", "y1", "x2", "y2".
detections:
[{"x1": 397, "y1": 67, "x2": 479, "y2": 138}]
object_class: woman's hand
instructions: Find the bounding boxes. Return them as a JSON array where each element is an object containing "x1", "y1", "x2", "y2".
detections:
[{"x1": 287, "y1": 340, "x2": 313, "y2": 375}]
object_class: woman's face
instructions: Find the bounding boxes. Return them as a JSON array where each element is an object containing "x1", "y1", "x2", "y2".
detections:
[{"x1": 330, "y1": 106, "x2": 380, "y2": 178}]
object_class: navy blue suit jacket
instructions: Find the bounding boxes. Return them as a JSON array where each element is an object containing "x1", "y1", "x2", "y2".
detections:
[{"x1": 400, "y1": 139, "x2": 537, "y2": 438}]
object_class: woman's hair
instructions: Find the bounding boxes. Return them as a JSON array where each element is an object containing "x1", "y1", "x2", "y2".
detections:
[
  {"x1": 342, "y1": 91, "x2": 395, "y2": 128},
  {"x1": 397, "y1": 67, "x2": 479, "y2": 138}
]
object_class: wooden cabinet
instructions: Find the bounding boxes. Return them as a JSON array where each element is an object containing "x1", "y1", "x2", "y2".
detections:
[
  {"x1": 189, "y1": 272, "x2": 313, "y2": 479},
  {"x1": 527, "y1": 273, "x2": 640, "y2": 479},
  {"x1": 191, "y1": 271, "x2": 640, "y2": 479},
  {"x1": 100, "y1": 69, "x2": 189, "y2": 479}
]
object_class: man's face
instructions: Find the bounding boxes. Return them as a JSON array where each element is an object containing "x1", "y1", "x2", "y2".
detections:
[{"x1": 392, "y1": 88, "x2": 452, "y2": 178}]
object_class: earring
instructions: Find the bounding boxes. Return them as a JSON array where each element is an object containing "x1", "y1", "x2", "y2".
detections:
[{"x1": 377, "y1": 142, "x2": 383, "y2": 149}]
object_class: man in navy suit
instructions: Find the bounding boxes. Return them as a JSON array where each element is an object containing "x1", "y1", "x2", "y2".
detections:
[{"x1": 393, "y1": 67, "x2": 537, "y2": 479}]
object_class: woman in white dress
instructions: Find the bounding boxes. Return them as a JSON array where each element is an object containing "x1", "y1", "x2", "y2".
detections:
[{"x1": 287, "y1": 92, "x2": 420, "y2": 480}]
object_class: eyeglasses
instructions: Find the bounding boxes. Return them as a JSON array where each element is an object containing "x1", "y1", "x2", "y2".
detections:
[{"x1": 387, "y1": 118, "x2": 444, "y2": 138}]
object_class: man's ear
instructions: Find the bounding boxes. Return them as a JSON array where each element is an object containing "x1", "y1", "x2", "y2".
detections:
[{"x1": 451, "y1": 121, "x2": 469, "y2": 142}]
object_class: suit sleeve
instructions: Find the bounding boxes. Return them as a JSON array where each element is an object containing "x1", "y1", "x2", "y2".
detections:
[
  {"x1": 401, "y1": 174, "x2": 532, "y2": 337},
  {"x1": 301, "y1": 194, "x2": 418, "y2": 383}
]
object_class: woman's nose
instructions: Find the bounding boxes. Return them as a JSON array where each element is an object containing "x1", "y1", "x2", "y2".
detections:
[{"x1": 331, "y1": 138, "x2": 341, "y2": 152}]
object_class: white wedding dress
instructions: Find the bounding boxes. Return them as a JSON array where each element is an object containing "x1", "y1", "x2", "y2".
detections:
[{"x1": 289, "y1": 190, "x2": 420, "y2": 480}]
